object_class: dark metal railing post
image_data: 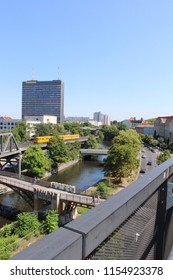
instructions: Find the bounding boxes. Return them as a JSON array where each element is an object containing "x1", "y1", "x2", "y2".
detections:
[{"x1": 155, "y1": 179, "x2": 168, "y2": 259}]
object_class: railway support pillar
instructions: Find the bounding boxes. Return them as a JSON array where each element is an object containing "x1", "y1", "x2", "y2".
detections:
[{"x1": 34, "y1": 198, "x2": 44, "y2": 211}]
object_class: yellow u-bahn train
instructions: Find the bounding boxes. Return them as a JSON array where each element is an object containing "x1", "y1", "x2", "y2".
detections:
[{"x1": 34, "y1": 134, "x2": 80, "y2": 143}]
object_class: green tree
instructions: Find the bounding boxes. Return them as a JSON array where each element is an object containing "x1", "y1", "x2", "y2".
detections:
[
  {"x1": 54, "y1": 124, "x2": 66, "y2": 134},
  {"x1": 82, "y1": 122, "x2": 93, "y2": 127},
  {"x1": 83, "y1": 135, "x2": 100, "y2": 149},
  {"x1": 34, "y1": 123, "x2": 55, "y2": 136},
  {"x1": 97, "y1": 130, "x2": 104, "y2": 142},
  {"x1": 12, "y1": 122, "x2": 29, "y2": 142},
  {"x1": 104, "y1": 130, "x2": 141, "y2": 181},
  {"x1": 101, "y1": 124, "x2": 119, "y2": 141},
  {"x1": 0, "y1": 235, "x2": 19, "y2": 260},
  {"x1": 43, "y1": 210, "x2": 59, "y2": 233},
  {"x1": 116, "y1": 122, "x2": 128, "y2": 131},
  {"x1": 14, "y1": 212, "x2": 41, "y2": 237},
  {"x1": 150, "y1": 139, "x2": 159, "y2": 147},
  {"x1": 48, "y1": 136, "x2": 70, "y2": 164},
  {"x1": 96, "y1": 182, "x2": 109, "y2": 199},
  {"x1": 169, "y1": 142, "x2": 173, "y2": 152},
  {"x1": 82, "y1": 128, "x2": 92, "y2": 136},
  {"x1": 111, "y1": 129, "x2": 141, "y2": 153},
  {"x1": 145, "y1": 118, "x2": 156, "y2": 124},
  {"x1": 0, "y1": 224, "x2": 12, "y2": 237},
  {"x1": 23, "y1": 145, "x2": 51, "y2": 177},
  {"x1": 64, "y1": 122, "x2": 82, "y2": 135},
  {"x1": 157, "y1": 150, "x2": 171, "y2": 165},
  {"x1": 157, "y1": 137, "x2": 168, "y2": 150},
  {"x1": 143, "y1": 134, "x2": 155, "y2": 145},
  {"x1": 68, "y1": 141, "x2": 81, "y2": 160}
]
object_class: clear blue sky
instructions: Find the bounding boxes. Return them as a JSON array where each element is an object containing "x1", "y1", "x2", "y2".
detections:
[{"x1": 1, "y1": 0, "x2": 173, "y2": 121}]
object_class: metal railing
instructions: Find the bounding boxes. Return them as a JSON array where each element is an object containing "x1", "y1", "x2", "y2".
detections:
[{"x1": 10, "y1": 157, "x2": 173, "y2": 260}]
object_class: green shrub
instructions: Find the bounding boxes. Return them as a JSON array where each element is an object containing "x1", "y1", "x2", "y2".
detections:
[
  {"x1": 43, "y1": 210, "x2": 59, "y2": 234},
  {"x1": 96, "y1": 182, "x2": 109, "y2": 199},
  {"x1": 14, "y1": 212, "x2": 41, "y2": 237},
  {"x1": 0, "y1": 235, "x2": 19, "y2": 260},
  {"x1": 0, "y1": 224, "x2": 12, "y2": 237}
]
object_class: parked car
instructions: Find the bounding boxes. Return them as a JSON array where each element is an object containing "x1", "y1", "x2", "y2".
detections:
[{"x1": 140, "y1": 169, "x2": 146, "y2": 173}]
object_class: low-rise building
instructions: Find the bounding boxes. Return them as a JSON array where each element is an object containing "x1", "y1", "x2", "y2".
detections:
[
  {"x1": 88, "y1": 120, "x2": 103, "y2": 127},
  {"x1": 64, "y1": 116, "x2": 89, "y2": 123},
  {"x1": 0, "y1": 116, "x2": 21, "y2": 132},
  {"x1": 135, "y1": 123, "x2": 154, "y2": 136},
  {"x1": 154, "y1": 116, "x2": 173, "y2": 141},
  {"x1": 122, "y1": 117, "x2": 143, "y2": 129},
  {"x1": 24, "y1": 115, "x2": 57, "y2": 138}
]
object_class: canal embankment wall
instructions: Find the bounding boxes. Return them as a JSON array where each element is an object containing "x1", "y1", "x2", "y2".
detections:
[{"x1": 44, "y1": 158, "x2": 79, "y2": 178}]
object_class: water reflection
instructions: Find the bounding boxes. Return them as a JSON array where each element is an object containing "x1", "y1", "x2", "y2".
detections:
[
  {"x1": 0, "y1": 141, "x2": 110, "y2": 227},
  {"x1": 49, "y1": 158, "x2": 105, "y2": 192}
]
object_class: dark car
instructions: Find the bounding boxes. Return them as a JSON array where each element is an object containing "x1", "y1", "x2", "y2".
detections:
[
  {"x1": 141, "y1": 155, "x2": 146, "y2": 159},
  {"x1": 140, "y1": 169, "x2": 146, "y2": 173},
  {"x1": 147, "y1": 161, "x2": 152, "y2": 165}
]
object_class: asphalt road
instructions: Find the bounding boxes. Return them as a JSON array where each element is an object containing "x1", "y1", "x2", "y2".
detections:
[{"x1": 139, "y1": 146, "x2": 159, "y2": 177}]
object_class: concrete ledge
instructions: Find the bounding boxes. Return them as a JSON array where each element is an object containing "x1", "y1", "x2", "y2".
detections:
[
  {"x1": 11, "y1": 227, "x2": 83, "y2": 260},
  {"x1": 9, "y1": 157, "x2": 173, "y2": 260},
  {"x1": 65, "y1": 157, "x2": 173, "y2": 258}
]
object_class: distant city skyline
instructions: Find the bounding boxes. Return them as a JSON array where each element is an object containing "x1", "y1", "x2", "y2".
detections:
[{"x1": 1, "y1": 1, "x2": 173, "y2": 121}]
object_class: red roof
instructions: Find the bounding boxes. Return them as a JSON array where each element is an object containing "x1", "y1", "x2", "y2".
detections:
[
  {"x1": 129, "y1": 117, "x2": 135, "y2": 121},
  {"x1": 3, "y1": 116, "x2": 13, "y2": 121},
  {"x1": 155, "y1": 116, "x2": 173, "y2": 124}
]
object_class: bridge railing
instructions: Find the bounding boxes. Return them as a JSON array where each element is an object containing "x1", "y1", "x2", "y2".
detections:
[
  {"x1": 0, "y1": 170, "x2": 51, "y2": 188},
  {"x1": 0, "y1": 170, "x2": 97, "y2": 196},
  {"x1": 11, "y1": 157, "x2": 173, "y2": 260}
]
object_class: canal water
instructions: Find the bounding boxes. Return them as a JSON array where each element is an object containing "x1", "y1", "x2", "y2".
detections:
[
  {"x1": 0, "y1": 142, "x2": 110, "y2": 227},
  {"x1": 48, "y1": 156, "x2": 105, "y2": 193}
]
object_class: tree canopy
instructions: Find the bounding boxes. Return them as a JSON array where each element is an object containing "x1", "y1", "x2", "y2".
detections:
[
  {"x1": 43, "y1": 210, "x2": 59, "y2": 233},
  {"x1": 83, "y1": 134, "x2": 100, "y2": 149},
  {"x1": 104, "y1": 130, "x2": 142, "y2": 181},
  {"x1": 47, "y1": 136, "x2": 70, "y2": 164},
  {"x1": 157, "y1": 150, "x2": 171, "y2": 165},
  {"x1": 23, "y1": 145, "x2": 51, "y2": 177},
  {"x1": 12, "y1": 122, "x2": 29, "y2": 142},
  {"x1": 14, "y1": 212, "x2": 41, "y2": 237}
]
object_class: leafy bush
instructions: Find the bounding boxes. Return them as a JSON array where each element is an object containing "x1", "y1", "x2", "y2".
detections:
[
  {"x1": 96, "y1": 182, "x2": 109, "y2": 199},
  {"x1": 0, "y1": 235, "x2": 19, "y2": 260},
  {"x1": 43, "y1": 210, "x2": 59, "y2": 233},
  {"x1": 14, "y1": 212, "x2": 41, "y2": 237},
  {"x1": 0, "y1": 224, "x2": 13, "y2": 237}
]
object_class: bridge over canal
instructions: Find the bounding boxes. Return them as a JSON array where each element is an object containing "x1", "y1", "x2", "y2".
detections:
[
  {"x1": 0, "y1": 171, "x2": 103, "y2": 214},
  {"x1": 80, "y1": 148, "x2": 108, "y2": 155}
]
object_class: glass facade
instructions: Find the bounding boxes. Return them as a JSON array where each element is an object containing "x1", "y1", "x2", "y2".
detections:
[{"x1": 22, "y1": 80, "x2": 64, "y2": 123}]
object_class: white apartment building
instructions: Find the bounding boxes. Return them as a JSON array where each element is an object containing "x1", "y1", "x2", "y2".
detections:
[
  {"x1": 88, "y1": 120, "x2": 103, "y2": 127},
  {"x1": 24, "y1": 115, "x2": 57, "y2": 138}
]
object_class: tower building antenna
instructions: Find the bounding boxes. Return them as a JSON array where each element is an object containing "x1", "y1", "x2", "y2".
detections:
[
  {"x1": 57, "y1": 66, "x2": 60, "y2": 80},
  {"x1": 32, "y1": 67, "x2": 35, "y2": 80}
]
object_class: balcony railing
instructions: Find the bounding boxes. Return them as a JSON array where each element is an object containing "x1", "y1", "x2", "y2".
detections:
[{"x1": 10, "y1": 157, "x2": 173, "y2": 260}]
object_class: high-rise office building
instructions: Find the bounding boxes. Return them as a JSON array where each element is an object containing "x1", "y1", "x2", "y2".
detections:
[
  {"x1": 93, "y1": 111, "x2": 111, "y2": 125},
  {"x1": 22, "y1": 80, "x2": 64, "y2": 123},
  {"x1": 93, "y1": 112, "x2": 103, "y2": 122}
]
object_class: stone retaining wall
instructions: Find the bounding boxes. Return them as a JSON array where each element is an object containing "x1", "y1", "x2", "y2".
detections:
[{"x1": 57, "y1": 159, "x2": 79, "y2": 172}]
